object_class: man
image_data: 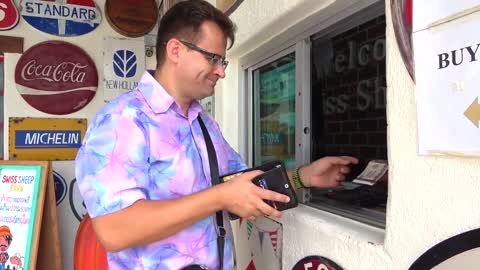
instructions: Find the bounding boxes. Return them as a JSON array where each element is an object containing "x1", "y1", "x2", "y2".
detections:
[{"x1": 75, "y1": 1, "x2": 358, "y2": 269}]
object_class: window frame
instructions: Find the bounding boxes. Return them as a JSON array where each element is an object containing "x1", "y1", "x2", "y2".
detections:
[
  {"x1": 238, "y1": 0, "x2": 386, "y2": 227},
  {"x1": 246, "y1": 46, "x2": 311, "y2": 172}
]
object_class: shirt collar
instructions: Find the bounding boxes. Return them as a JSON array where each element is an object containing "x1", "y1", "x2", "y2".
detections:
[{"x1": 137, "y1": 71, "x2": 204, "y2": 120}]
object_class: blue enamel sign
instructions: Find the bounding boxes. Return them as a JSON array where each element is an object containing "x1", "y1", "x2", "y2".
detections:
[
  {"x1": 15, "y1": 130, "x2": 82, "y2": 149},
  {"x1": 20, "y1": 0, "x2": 101, "y2": 37},
  {"x1": 53, "y1": 171, "x2": 67, "y2": 205},
  {"x1": 113, "y1": 50, "x2": 137, "y2": 78}
]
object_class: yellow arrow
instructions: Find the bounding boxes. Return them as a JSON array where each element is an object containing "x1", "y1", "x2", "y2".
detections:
[{"x1": 464, "y1": 97, "x2": 480, "y2": 127}]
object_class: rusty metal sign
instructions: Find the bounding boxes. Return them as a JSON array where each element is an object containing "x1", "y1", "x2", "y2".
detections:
[
  {"x1": 105, "y1": 0, "x2": 158, "y2": 37},
  {"x1": 14, "y1": 40, "x2": 98, "y2": 115}
]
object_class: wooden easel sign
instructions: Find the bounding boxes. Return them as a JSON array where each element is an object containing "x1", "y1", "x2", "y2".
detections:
[{"x1": 0, "y1": 161, "x2": 47, "y2": 270}]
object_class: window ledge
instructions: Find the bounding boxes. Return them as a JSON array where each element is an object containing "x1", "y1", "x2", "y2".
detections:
[{"x1": 274, "y1": 204, "x2": 386, "y2": 246}]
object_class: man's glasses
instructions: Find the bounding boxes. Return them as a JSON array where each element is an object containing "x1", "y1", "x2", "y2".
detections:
[{"x1": 179, "y1": 40, "x2": 229, "y2": 69}]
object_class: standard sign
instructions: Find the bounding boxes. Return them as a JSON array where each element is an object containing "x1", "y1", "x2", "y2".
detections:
[
  {"x1": 414, "y1": 4, "x2": 480, "y2": 155},
  {"x1": 20, "y1": 0, "x2": 101, "y2": 37},
  {"x1": 9, "y1": 117, "x2": 87, "y2": 160}
]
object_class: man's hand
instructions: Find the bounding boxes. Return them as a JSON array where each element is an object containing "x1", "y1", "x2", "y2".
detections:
[
  {"x1": 300, "y1": 156, "x2": 358, "y2": 188},
  {"x1": 218, "y1": 170, "x2": 290, "y2": 219}
]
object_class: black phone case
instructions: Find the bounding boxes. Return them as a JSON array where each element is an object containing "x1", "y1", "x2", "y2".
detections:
[{"x1": 220, "y1": 161, "x2": 299, "y2": 220}]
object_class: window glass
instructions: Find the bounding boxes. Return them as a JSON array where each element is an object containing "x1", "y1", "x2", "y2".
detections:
[
  {"x1": 252, "y1": 53, "x2": 296, "y2": 169},
  {"x1": 309, "y1": 14, "x2": 387, "y2": 227}
]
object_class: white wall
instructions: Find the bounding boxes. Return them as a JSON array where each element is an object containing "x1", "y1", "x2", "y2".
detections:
[
  {"x1": 220, "y1": 0, "x2": 480, "y2": 269},
  {"x1": 2, "y1": 1, "x2": 157, "y2": 269}
]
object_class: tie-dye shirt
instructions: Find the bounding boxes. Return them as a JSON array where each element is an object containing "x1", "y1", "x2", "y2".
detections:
[{"x1": 75, "y1": 71, "x2": 247, "y2": 270}]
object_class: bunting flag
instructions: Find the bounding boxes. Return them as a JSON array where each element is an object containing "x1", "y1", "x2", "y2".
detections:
[
  {"x1": 245, "y1": 259, "x2": 256, "y2": 270},
  {"x1": 246, "y1": 220, "x2": 253, "y2": 239},
  {"x1": 244, "y1": 217, "x2": 283, "y2": 265},
  {"x1": 269, "y1": 230, "x2": 278, "y2": 254},
  {"x1": 258, "y1": 231, "x2": 265, "y2": 248}
]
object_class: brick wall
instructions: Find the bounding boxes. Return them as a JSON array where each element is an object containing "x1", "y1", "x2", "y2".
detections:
[{"x1": 311, "y1": 15, "x2": 387, "y2": 165}]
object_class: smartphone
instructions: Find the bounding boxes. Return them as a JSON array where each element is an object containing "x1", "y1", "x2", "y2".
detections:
[{"x1": 220, "y1": 161, "x2": 299, "y2": 220}]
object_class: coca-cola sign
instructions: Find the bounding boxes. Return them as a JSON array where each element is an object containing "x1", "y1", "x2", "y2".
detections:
[{"x1": 15, "y1": 41, "x2": 98, "y2": 115}]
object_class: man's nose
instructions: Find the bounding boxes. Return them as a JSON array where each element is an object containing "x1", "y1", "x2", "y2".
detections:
[{"x1": 213, "y1": 64, "x2": 226, "y2": 78}]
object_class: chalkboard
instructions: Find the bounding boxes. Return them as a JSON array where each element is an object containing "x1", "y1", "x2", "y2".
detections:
[{"x1": 0, "y1": 160, "x2": 61, "y2": 270}]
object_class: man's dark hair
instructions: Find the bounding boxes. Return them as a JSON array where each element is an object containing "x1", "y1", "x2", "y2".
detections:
[{"x1": 155, "y1": 0, "x2": 236, "y2": 68}]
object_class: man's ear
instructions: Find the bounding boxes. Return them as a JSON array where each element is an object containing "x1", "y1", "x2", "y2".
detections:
[{"x1": 165, "y1": 39, "x2": 182, "y2": 64}]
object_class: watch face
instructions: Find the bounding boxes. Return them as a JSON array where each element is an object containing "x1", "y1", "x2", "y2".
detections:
[
  {"x1": 409, "y1": 228, "x2": 480, "y2": 270},
  {"x1": 391, "y1": 0, "x2": 414, "y2": 82}
]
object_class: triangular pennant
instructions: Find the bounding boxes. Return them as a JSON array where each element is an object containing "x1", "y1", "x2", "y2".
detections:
[
  {"x1": 269, "y1": 230, "x2": 278, "y2": 253},
  {"x1": 246, "y1": 259, "x2": 256, "y2": 270},
  {"x1": 259, "y1": 231, "x2": 265, "y2": 248}
]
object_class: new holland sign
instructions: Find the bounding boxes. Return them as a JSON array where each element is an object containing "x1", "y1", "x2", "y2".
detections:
[
  {"x1": 9, "y1": 117, "x2": 87, "y2": 160},
  {"x1": 103, "y1": 37, "x2": 145, "y2": 101},
  {"x1": 20, "y1": 0, "x2": 101, "y2": 37}
]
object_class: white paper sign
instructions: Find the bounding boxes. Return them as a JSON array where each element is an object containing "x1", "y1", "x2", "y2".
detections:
[
  {"x1": 413, "y1": 1, "x2": 480, "y2": 32},
  {"x1": 103, "y1": 37, "x2": 146, "y2": 101},
  {"x1": 414, "y1": 10, "x2": 480, "y2": 155},
  {"x1": 0, "y1": 167, "x2": 41, "y2": 269}
]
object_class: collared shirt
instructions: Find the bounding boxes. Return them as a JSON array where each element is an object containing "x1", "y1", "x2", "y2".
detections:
[{"x1": 75, "y1": 71, "x2": 247, "y2": 270}]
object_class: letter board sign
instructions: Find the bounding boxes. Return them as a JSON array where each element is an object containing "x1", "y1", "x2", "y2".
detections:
[
  {"x1": 20, "y1": 0, "x2": 101, "y2": 37},
  {"x1": 9, "y1": 117, "x2": 87, "y2": 160},
  {"x1": 14, "y1": 40, "x2": 98, "y2": 115}
]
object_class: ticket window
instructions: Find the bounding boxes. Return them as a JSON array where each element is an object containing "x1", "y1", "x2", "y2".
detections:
[{"x1": 246, "y1": 3, "x2": 387, "y2": 227}]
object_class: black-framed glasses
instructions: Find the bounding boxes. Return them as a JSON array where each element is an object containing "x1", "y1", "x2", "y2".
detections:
[{"x1": 179, "y1": 40, "x2": 229, "y2": 69}]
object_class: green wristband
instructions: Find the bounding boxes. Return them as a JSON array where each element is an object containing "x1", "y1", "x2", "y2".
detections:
[{"x1": 292, "y1": 167, "x2": 306, "y2": 189}]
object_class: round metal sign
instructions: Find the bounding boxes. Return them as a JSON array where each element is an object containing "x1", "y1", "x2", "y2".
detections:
[
  {"x1": 105, "y1": 0, "x2": 158, "y2": 38},
  {"x1": 409, "y1": 228, "x2": 480, "y2": 270},
  {"x1": 53, "y1": 170, "x2": 67, "y2": 205},
  {"x1": 391, "y1": 0, "x2": 414, "y2": 81},
  {"x1": 15, "y1": 41, "x2": 98, "y2": 115},
  {"x1": 292, "y1": 256, "x2": 343, "y2": 270},
  {"x1": 217, "y1": 0, "x2": 244, "y2": 16}
]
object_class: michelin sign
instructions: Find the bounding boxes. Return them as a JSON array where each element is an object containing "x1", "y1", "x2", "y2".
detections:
[{"x1": 9, "y1": 118, "x2": 87, "y2": 160}]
